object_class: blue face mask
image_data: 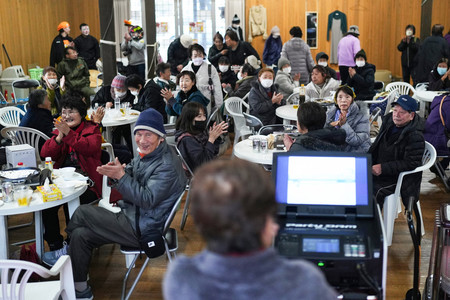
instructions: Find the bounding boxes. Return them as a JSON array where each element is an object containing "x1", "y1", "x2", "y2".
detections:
[{"x1": 437, "y1": 67, "x2": 448, "y2": 76}]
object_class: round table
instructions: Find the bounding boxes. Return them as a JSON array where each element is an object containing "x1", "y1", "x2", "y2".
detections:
[
  {"x1": 101, "y1": 109, "x2": 140, "y2": 157},
  {"x1": 414, "y1": 91, "x2": 446, "y2": 117},
  {"x1": 233, "y1": 139, "x2": 286, "y2": 165},
  {"x1": 0, "y1": 184, "x2": 87, "y2": 259},
  {"x1": 276, "y1": 105, "x2": 298, "y2": 125}
]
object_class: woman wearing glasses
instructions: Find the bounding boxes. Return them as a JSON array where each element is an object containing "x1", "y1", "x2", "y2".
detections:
[
  {"x1": 325, "y1": 85, "x2": 370, "y2": 152},
  {"x1": 41, "y1": 94, "x2": 103, "y2": 251}
]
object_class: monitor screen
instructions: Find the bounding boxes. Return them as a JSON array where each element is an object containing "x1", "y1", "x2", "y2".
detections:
[{"x1": 272, "y1": 151, "x2": 373, "y2": 218}]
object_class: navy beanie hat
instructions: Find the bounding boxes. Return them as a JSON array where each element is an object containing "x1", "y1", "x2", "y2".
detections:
[{"x1": 133, "y1": 108, "x2": 166, "y2": 137}]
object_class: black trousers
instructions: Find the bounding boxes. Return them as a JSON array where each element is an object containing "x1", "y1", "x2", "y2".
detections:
[
  {"x1": 66, "y1": 205, "x2": 139, "y2": 282},
  {"x1": 339, "y1": 66, "x2": 350, "y2": 84},
  {"x1": 402, "y1": 65, "x2": 417, "y2": 86}
]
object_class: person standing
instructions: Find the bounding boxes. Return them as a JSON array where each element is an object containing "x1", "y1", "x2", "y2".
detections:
[
  {"x1": 280, "y1": 26, "x2": 315, "y2": 85},
  {"x1": 263, "y1": 26, "x2": 283, "y2": 71},
  {"x1": 167, "y1": 34, "x2": 193, "y2": 75},
  {"x1": 121, "y1": 26, "x2": 146, "y2": 79},
  {"x1": 397, "y1": 25, "x2": 420, "y2": 85},
  {"x1": 74, "y1": 23, "x2": 100, "y2": 70},
  {"x1": 416, "y1": 24, "x2": 450, "y2": 83},
  {"x1": 225, "y1": 30, "x2": 260, "y2": 69},
  {"x1": 227, "y1": 14, "x2": 244, "y2": 41},
  {"x1": 337, "y1": 25, "x2": 361, "y2": 84},
  {"x1": 208, "y1": 32, "x2": 228, "y2": 69},
  {"x1": 50, "y1": 21, "x2": 74, "y2": 67}
]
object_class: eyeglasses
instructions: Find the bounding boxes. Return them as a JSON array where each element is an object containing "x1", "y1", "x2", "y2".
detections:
[{"x1": 61, "y1": 110, "x2": 79, "y2": 116}]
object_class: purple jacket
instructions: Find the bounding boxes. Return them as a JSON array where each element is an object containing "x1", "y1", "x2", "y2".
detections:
[
  {"x1": 424, "y1": 95, "x2": 450, "y2": 156},
  {"x1": 337, "y1": 35, "x2": 361, "y2": 67}
]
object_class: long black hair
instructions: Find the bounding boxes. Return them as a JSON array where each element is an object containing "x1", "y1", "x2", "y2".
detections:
[{"x1": 176, "y1": 102, "x2": 205, "y2": 135}]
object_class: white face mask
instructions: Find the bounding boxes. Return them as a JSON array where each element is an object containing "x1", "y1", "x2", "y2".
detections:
[
  {"x1": 115, "y1": 91, "x2": 127, "y2": 98},
  {"x1": 232, "y1": 24, "x2": 239, "y2": 29},
  {"x1": 131, "y1": 90, "x2": 139, "y2": 96},
  {"x1": 355, "y1": 61, "x2": 365, "y2": 68},
  {"x1": 406, "y1": 30, "x2": 413, "y2": 37},
  {"x1": 237, "y1": 72, "x2": 243, "y2": 80},
  {"x1": 192, "y1": 57, "x2": 204, "y2": 66},
  {"x1": 48, "y1": 78, "x2": 58, "y2": 85},
  {"x1": 219, "y1": 65, "x2": 229, "y2": 73},
  {"x1": 260, "y1": 79, "x2": 273, "y2": 88},
  {"x1": 318, "y1": 61, "x2": 328, "y2": 67},
  {"x1": 283, "y1": 67, "x2": 291, "y2": 74}
]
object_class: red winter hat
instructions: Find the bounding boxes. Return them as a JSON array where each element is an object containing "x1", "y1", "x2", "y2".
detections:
[{"x1": 111, "y1": 75, "x2": 127, "y2": 90}]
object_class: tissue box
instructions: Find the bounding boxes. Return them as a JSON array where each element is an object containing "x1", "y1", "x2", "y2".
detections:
[
  {"x1": 37, "y1": 184, "x2": 62, "y2": 202},
  {"x1": 6, "y1": 144, "x2": 37, "y2": 168}
]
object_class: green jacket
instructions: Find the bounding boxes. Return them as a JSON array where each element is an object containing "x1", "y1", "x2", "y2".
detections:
[{"x1": 56, "y1": 58, "x2": 90, "y2": 91}]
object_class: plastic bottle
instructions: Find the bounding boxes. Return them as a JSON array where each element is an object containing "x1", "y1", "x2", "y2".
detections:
[
  {"x1": 114, "y1": 97, "x2": 120, "y2": 110},
  {"x1": 299, "y1": 84, "x2": 306, "y2": 104},
  {"x1": 45, "y1": 157, "x2": 53, "y2": 172}
]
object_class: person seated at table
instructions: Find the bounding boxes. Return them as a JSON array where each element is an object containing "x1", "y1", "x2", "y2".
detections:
[
  {"x1": 42, "y1": 109, "x2": 186, "y2": 299},
  {"x1": 316, "y1": 52, "x2": 338, "y2": 80},
  {"x1": 248, "y1": 68, "x2": 284, "y2": 125},
  {"x1": 224, "y1": 63, "x2": 257, "y2": 100},
  {"x1": 163, "y1": 159, "x2": 338, "y2": 300},
  {"x1": 284, "y1": 101, "x2": 346, "y2": 151},
  {"x1": 40, "y1": 94, "x2": 102, "y2": 251},
  {"x1": 163, "y1": 70, "x2": 210, "y2": 117},
  {"x1": 274, "y1": 57, "x2": 300, "y2": 101},
  {"x1": 125, "y1": 74, "x2": 168, "y2": 122},
  {"x1": 218, "y1": 56, "x2": 238, "y2": 91},
  {"x1": 19, "y1": 89, "x2": 54, "y2": 152},
  {"x1": 325, "y1": 85, "x2": 370, "y2": 152},
  {"x1": 347, "y1": 49, "x2": 376, "y2": 100},
  {"x1": 305, "y1": 65, "x2": 340, "y2": 101},
  {"x1": 92, "y1": 74, "x2": 134, "y2": 108},
  {"x1": 38, "y1": 66, "x2": 65, "y2": 115},
  {"x1": 428, "y1": 58, "x2": 450, "y2": 91},
  {"x1": 175, "y1": 102, "x2": 228, "y2": 171}
]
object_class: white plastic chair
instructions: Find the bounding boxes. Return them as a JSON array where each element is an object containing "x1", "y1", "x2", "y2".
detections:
[
  {"x1": 1, "y1": 126, "x2": 50, "y2": 165},
  {"x1": 0, "y1": 255, "x2": 75, "y2": 300},
  {"x1": 382, "y1": 141, "x2": 436, "y2": 246},
  {"x1": 120, "y1": 190, "x2": 185, "y2": 300},
  {"x1": 224, "y1": 97, "x2": 251, "y2": 145},
  {"x1": 0, "y1": 107, "x2": 26, "y2": 127},
  {"x1": 286, "y1": 92, "x2": 299, "y2": 104},
  {"x1": 385, "y1": 82, "x2": 416, "y2": 96}
]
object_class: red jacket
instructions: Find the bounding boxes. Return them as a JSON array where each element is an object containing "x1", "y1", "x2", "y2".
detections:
[{"x1": 41, "y1": 120, "x2": 103, "y2": 197}]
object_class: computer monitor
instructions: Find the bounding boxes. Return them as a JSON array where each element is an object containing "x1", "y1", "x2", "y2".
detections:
[{"x1": 272, "y1": 151, "x2": 373, "y2": 218}]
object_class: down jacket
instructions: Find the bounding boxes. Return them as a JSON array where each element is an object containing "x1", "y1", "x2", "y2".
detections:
[
  {"x1": 369, "y1": 112, "x2": 425, "y2": 201},
  {"x1": 115, "y1": 141, "x2": 186, "y2": 237},
  {"x1": 167, "y1": 38, "x2": 189, "y2": 75},
  {"x1": 326, "y1": 102, "x2": 371, "y2": 152},
  {"x1": 41, "y1": 120, "x2": 103, "y2": 197},
  {"x1": 289, "y1": 128, "x2": 347, "y2": 152},
  {"x1": 424, "y1": 95, "x2": 450, "y2": 156},
  {"x1": 347, "y1": 63, "x2": 376, "y2": 100},
  {"x1": 274, "y1": 70, "x2": 298, "y2": 101},
  {"x1": 248, "y1": 80, "x2": 283, "y2": 125},
  {"x1": 280, "y1": 38, "x2": 315, "y2": 85}
]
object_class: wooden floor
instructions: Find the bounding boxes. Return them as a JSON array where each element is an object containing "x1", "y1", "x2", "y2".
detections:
[{"x1": 6, "y1": 147, "x2": 450, "y2": 300}]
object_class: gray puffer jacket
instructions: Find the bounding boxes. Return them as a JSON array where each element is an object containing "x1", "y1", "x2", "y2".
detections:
[
  {"x1": 326, "y1": 102, "x2": 371, "y2": 153},
  {"x1": 274, "y1": 70, "x2": 298, "y2": 101},
  {"x1": 115, "y1": 141, "x2": 186, "y2": 236},
  {"x1": 281, "y1": 38, "x2": 315, "y2": 85}
]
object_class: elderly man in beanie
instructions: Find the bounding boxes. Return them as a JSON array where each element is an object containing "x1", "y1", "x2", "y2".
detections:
[
  {"x1": 369, "y1": 95, "x2": 425, "y2": 206},
  {"x1": 41, "y1": 108, "x2": 186, "y2": 299}
]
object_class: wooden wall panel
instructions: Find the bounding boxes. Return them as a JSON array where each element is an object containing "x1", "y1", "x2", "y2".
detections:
[
  {"x1": 0, "y1": 0, "x2": 100, "y2": 75},
  {"x1": 245, "y1": 0, "x2": 424, "y2": 78},
  {"x1": 432, "y1": 0, "x2": 450, "y2": 37}
]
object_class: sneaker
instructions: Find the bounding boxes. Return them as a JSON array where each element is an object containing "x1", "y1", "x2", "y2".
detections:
[
  {"x1": 42, "y1": 242, "x2": 68, "y2": 267},
  {"x1": 76, "y1": 286, "x2": 94, "y2": 300}
]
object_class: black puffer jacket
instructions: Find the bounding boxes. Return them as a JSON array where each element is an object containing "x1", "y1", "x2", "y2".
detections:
[
  {"x1": 167, "y1": 38, "x2": 189, "y2": 75},
  {"x1": 248, "y1": 80, "x2": 283, "y2": 125},
  {"x1": 289, "y1": 128, "x2": 347, "y2": 152},
  {"x1": 92, "y1": 85, "x2": 135, "y2": 108},
  {"x1": 133, "y1": 80, "x2": 168, "y2": 123},
  {"x1": 369, "y1": 112, "x2": 425, "y2": 200},
  {"x1": 428, "y1": 63, "x2": 450, "y2": 91},
  {"x1": 347, "y1": 63, "x2": 376, "y2": 100},
  {"x1": 397, "y1": 37, "x2": 420, "y2": 68},
  {"x1": 174, "y1": 130, "x2": 219, "y2": 171},
  {"x1": 115, "y1": 141, "x2": 186, "y2": 236}
]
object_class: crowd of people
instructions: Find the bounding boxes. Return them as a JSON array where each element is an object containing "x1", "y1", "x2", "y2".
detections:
[{"x1": 8, "y1": 16, "x2": 450, "y2": 300}]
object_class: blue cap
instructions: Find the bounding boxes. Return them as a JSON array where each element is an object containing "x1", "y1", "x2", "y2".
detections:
[
  {"x1": 391, "y1": 95, "x2": 418, "y2": 112},
  {"x1": 133, "y1": 108, "x2": 166, "y2": 137}
]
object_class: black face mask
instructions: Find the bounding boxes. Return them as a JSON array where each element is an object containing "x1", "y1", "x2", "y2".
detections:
[{"x1": 193, "y1": 120, "x2": 207, "y2": 132}]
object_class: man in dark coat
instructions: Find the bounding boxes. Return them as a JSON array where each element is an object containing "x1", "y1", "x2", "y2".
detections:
[
  {"x1": 49, "y1": 21, "x2": 74, "y2": 67},
  {"x1": 167, "y1": 35, "x2": 193, "y2": 75},
  {"x1": 416, "y1": 24, "x2": 450, "y2": 83},
  {"x1": 369, "y1": 95, "x2": 425, "y2": 206},
  {"x1": 284, "y1": 101, "x2": 346, "y2": 152},
  {"x1": 74, "y1": 23, "x2": 100, "y2": 70},
  {"x1": 225, "y1": 30, "x2": 260, "y2": 68}
]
